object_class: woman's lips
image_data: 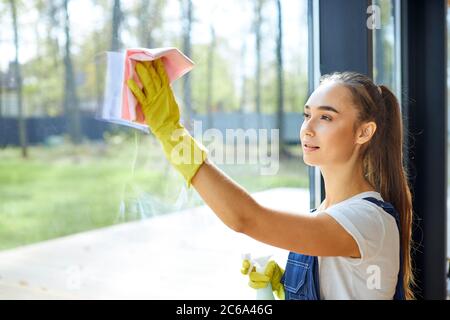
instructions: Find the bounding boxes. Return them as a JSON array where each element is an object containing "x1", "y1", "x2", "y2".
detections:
[{"x1": 303, "y1": 144, "x2": 320, "y2": 153}]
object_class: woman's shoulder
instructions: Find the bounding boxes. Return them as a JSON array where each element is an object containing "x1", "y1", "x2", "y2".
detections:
[{"x1": 329, "y1": 192, "x2": 398, "y2": 228}]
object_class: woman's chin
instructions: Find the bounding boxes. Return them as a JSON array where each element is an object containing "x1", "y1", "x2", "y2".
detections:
[{"x1": 302, "y1": 155, "x2": 320, "y2": 166}]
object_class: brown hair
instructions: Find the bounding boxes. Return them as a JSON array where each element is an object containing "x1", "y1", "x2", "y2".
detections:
[{"x1": 320, "y1": 72, "x2": 415, "y2": 300}]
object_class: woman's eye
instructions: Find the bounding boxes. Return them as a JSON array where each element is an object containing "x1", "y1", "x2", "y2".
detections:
[{"x1": 303, "y1": 113, "x2": 332, "y2": 121}]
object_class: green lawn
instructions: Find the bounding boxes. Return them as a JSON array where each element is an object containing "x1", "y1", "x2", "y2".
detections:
[{"x1": 0, "y1": 132, "x2": 308, "y2": 251}]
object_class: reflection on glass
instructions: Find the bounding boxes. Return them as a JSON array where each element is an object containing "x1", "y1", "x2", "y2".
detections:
[{"x1": 372, "y1": 0, "x2": 400, "y2": 96}]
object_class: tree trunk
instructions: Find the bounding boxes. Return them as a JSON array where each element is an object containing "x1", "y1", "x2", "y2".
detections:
[
  {"x1": 181, "y1": 0, "x2": 193, "y2": 125},
  {"x1": 254, "y1": 0, "x2": 263, "y2": 129},
  {"x1": 9, "y1": 0, "x2": 28, "y2": 158},
  {"x1": 238, "y1": 39, "x2": 247, "y2": 129},
  {"x1": 0, "y1": 64, "x2": 3, "y2": 120},
  {"x1": 94, "y1": 30, "x2": 103, "y2": 112},
  {"x1": 206, "y1": 25, "x2": 215, "y2": 129},
  {"x1": 275, "y1": 0, "x2": 286, "y2": 155},
  {"x1": 138, "y1": 0, "x2": 153, "y2": 48},
  {"x1": 0, "y1": 71, "x2": 3, "y2": 148},
  {"x1": 63, "y1": 0, "x2": 81, "y2": 144},
  {"x1": 48, "y1": 0, "x2": 61, "y2": 69},
  {"x1": 137, "y1": 0, "x2": 164, "y2": 48},
  {"x1": 0, "y1": 28, "x2": 3, "y2": 140},
  {"x1": 111, "y1": 0, "x2": 122, "y2": 51}
]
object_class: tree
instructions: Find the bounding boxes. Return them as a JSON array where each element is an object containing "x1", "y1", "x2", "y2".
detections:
[
  {"x1": 0, "y1": 69, "x2": 2, "y2": 120},
  {"x1": 0, "y1": 2, "x2": 2, "y2": 120},
  {"x1": 0, "y1": 27, "x2": 2, "y2": 120},
  {"x1": 275, "y1": 0, "x2": 286, "y2": 155},
  {"x1": 45, "y1": 0, "x2": 62, "y2": 69},
  {"x1": 63, "y1": 0, "x2": 81, "y2": 144},
  {"x1": 205, "y1": 25, "x2": 215, "y2": 129},
  {"x1": 238, "y1": 38, "x2": 247, "y2": 128},
  {"x1": 111, "y1": 0, "x2": 122, "y2": 51},
  {"x1": 0, "y1": 8, "x2": 4, "y2": 122},
  {"x1": 253, "y1": 0, "x2": 264, "y2": 129},
  {"x1": 136, "y1": 0, "x2": 165, "y2": 48},
  {"x1": 191, "y1": 44, "x2": 238, "y2": 116},
  {"x1": 180, "y1": 0, "x2": 193, "y2": 125},
  {"x1": 21, "y1": 0, "x2": 64, "y2": 117},
  {"x1": 9, "y1": 0, "x2": 28, "y2": 157}
]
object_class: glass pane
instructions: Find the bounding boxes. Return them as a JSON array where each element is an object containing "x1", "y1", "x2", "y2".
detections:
[
  {"x1": 372, "y1": 0, "x2": 400, "y2": 96},
  {"x1": 0, "y1": 0, "x2": 310, "y2": 298}
]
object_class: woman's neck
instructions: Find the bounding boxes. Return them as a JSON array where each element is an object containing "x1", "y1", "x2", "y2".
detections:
[{"x1": 319, "y1": 162, "x2": 375, "y2": 210}]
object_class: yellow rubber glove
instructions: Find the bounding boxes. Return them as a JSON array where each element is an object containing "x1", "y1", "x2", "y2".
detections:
[
  {"x1": 241, "y1": 259, "x2": 285, "y2": 300},
  {"x1": 127, "y1": 59, "x2": 207, "y2": 187}
]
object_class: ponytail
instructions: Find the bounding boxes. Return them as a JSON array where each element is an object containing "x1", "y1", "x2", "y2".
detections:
[{"x1": 376, "y1": 85, "x2": 415, "y2": 300}]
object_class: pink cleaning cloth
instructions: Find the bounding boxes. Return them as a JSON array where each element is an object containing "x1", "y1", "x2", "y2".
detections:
[{"x1": 122, "y1": 47, "x2": 194, "y2": 124}]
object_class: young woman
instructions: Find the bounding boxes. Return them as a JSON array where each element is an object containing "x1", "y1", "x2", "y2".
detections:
[{"x1": 127, "y1": 59, "x2": 414, "y2": 300}]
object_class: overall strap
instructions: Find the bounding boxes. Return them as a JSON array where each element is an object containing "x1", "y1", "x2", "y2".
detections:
[
  {"x1": 363, "y1": 197, "x2": 406, "y2": 300},
  {"x1": 281, "y1": 252, "x2": 321, "y2": 300},
  {"x1": 281, "y1": 207, "x2": 321, "y2": 300}
]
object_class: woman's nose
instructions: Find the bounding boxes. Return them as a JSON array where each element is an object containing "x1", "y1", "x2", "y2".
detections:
[{"x1": 301, "y1": 121, "x2": 315, "y2": 138}]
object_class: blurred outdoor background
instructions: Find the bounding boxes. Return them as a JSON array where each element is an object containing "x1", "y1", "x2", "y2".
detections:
[{"x1": 2, "y1": 0, "x2": 439, "y2": 300}]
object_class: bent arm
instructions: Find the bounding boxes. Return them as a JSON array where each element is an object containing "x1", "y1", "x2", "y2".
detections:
[{"x1": 191, "y1": 159, "x2": 360, "y2": 258}]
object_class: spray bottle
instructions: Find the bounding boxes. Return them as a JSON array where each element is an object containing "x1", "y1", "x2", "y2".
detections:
[{"x1": 242, "y1": 253, "x2": 275, "y2": 300}]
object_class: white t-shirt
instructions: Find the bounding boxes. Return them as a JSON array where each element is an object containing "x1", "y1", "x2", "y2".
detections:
[{"x1": 316, "y1": 191, "x2": 400, "y2": 300}]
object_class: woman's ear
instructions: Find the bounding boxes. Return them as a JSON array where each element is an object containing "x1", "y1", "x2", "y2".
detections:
[{"x1": 356, "y1": 121, "x2": 376, "y2": 145}]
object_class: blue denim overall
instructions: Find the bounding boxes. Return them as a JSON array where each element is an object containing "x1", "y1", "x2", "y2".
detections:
[{"x1": 280, "y1": 197, "x2": 405, "y2": 300}]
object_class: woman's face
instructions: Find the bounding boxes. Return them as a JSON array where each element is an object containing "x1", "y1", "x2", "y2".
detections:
[{"x1": 300, "y1": 81, "x2": 362, "y2": 167}]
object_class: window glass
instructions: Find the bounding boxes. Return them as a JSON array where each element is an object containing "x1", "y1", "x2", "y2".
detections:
[{"x1": 0, "y1": 0, "x2": 310, "y2": 298}]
